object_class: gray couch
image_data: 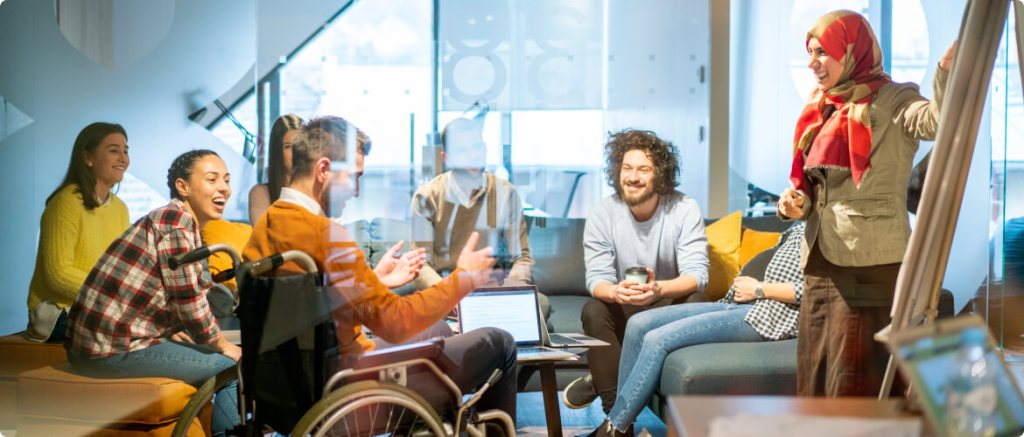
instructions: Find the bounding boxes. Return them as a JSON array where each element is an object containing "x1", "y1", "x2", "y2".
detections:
[{"x1": 527, "y1": 214, "x2": 798, "y2": 412}]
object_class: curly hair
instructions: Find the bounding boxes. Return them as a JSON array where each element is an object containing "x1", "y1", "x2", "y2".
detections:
[{"x1": 603, "y1": 129, "x2": 679, "y2": 197}]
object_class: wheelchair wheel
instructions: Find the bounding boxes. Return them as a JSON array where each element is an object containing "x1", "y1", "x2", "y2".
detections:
[
  {"x1": 172, "y1": 366, "x2": 238, "y2": 437},
  {"x1": 292, "y1": 380, "x2": 447, "y2": 437}
]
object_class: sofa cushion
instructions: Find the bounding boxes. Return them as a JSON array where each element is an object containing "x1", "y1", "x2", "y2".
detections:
[
  {"x1": 528, "y1": 217, "x2": 589, "y2": 296},
  {"x1": 546, "y1": 295, "x2": 591, "y2": 334},
  {"x1": 704, "y1": 211, "x2": 742, "y2": 301},
  {"x1": 200, "y1": 219, "x2": 252, "y2": 291},
  {"x1": 18, "y1": 363, "x2": 198, "y2": 425},
  {"x1": 0, "y1": 332, "x2": 68, "y2": 429},
  {"x1": 658, "y1": 339, "x2": 797, "y2": 396},
  {"x1": 739, "y1": 227, "x2": 781, "y2": 267}
]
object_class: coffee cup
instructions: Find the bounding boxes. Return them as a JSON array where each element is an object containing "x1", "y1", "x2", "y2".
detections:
[{"x1": 624, "y1": 266, "x2": 648, "y2": 285}]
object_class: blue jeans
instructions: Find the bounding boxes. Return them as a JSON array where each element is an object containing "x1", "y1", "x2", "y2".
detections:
[
  {"x1": 608, "y1": 302, "x2": 762, "y2": 431},
  {"x1": 68, "y1": 341, "x2": 240, "y2": 436}
]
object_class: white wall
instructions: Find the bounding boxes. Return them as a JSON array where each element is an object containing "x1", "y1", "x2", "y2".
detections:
[
  {"x1": 0, "y1": 0, "x2": 387, "y2": 334},
  {"x1": 604, "y1": 0, "x2": 710, "y2": 211},
  {"x1": 0, "y1": 0, "x2": 250, "y2": 334}
]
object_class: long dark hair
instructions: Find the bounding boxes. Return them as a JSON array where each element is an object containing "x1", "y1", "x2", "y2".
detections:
[
  {"x1": 47, "y1": 122, "x2": 128, "y2": 210},
  {"x1": 267, "y1": 114, "x2": 304, "y2": 202},
  {"x1": 167, "y1": 149, "x2": 220, "y2": 200}
]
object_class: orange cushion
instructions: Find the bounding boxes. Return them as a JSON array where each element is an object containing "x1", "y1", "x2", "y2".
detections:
[
  {"x1": 0, "y1": 332, "x2": 68, "y2": 429},
  {"x1": 739, "y1": 228, "x2": 781, "y2": 267},
  {"x1": 705, "y1": 211, "x2": 742, "y2": 301},
  {"x1": 17, "y1": 363, "x2": 196, "y2": 425},
  {"x1": 15, "y1": 415, "x2": 204, "y2": 437},
  {"x1": 201, "y1": 219, "x2": 253, "y2": 290},
  {"x1": 0, "y1": 332, "x2": 67, "y2": 376}
]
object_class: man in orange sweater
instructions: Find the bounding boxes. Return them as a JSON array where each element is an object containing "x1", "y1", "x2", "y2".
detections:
[{"x1": 243, "y1": 115, "x2": 517, "y2": 422}]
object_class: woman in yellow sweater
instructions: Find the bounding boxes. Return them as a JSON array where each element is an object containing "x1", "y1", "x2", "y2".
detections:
[{"x1": 26, "y1": 122, "x2": 130, "y2": 342}]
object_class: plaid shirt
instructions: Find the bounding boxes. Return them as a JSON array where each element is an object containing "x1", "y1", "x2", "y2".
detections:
[
  {"x1": 720, "y1": 221, "x2": 805, "y2": 340},
  {"x1": 66, "y1": 199, "x2": 220, "y2": 358}
]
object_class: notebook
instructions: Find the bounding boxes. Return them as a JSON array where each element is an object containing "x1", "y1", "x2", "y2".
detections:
[
  {"x1": 457, "y1": 285, "x2": 603, "y2": 361},
  {"x1": 888, "y1": 315, "x2": 1024, "y2": 436}
]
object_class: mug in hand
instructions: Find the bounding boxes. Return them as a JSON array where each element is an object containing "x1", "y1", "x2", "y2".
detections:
[{"x1": 624, "y1": 266, "x2": 648, "y2": 285}]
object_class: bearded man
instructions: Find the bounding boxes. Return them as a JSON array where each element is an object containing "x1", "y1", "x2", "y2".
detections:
[{"x1": 561, "y1": 129, "x2": 710, "y2": 421}]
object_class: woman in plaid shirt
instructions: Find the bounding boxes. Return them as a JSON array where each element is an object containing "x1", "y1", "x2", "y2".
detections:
[{"x1": 66, "y1": 149, "x2": 241, "y2": 435}]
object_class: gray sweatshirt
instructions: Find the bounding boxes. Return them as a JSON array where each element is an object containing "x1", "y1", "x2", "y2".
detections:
[{"x1": 583, "y1": 191, "x2": 709, "y2": 296}]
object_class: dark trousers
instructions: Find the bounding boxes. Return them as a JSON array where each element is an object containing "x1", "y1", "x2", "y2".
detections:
[
  {"x1": 406, "y1": 327, "x2": 518, "y2": 422},
  {"x1": 797, "y1": 245, "x2": 903, "y2": 397},
  {"x1": 581, "y1": 293, "x2": 707, "y2": 413}
]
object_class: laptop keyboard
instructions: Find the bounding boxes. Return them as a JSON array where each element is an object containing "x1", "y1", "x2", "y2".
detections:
[{"x1": 548, "y1": 333, "x2": 577, "y2": 345}]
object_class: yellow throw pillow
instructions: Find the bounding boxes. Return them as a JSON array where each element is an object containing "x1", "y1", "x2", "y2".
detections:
[
  {"x1": 739, "y1": 227, "x2": 781, "y2": 267},
  {"x1": 200, "y1": 219, "x2": 253, "y2": 291},
  {"x1": 704, "y1": 210, "x2": 742, "y2": 301}
]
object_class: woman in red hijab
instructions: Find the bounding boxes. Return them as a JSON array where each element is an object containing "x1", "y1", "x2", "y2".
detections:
[{"x1": 777, "y1": 10, "x2": 956, "y2": 397}]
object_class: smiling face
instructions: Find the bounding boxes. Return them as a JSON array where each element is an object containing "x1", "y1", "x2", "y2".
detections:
[
  {"x1": 619, "y1": 149, "x2": 657, "y2": 207},
  {"x1": 85, "y1": 132, "x2": 130, "y2": 193},
  {"x1": 807, "y1": 37, "x2": 845, "y2": 92},
  {"x1": 177, "y1": 155, "x2": 231, "y2": 227}
]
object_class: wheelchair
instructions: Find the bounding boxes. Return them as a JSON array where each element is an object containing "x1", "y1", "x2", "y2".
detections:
[{"x1": 170, "y1": 243, "x2": 516, "y2": 436}]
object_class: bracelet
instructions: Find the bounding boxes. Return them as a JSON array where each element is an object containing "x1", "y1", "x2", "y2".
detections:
[{"x1": 754, "y1": 282, "x2": 765, "y2": 300}]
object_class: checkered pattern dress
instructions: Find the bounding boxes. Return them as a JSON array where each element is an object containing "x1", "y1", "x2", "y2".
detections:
[
  {"x1": 66, "y1": 200, "x2": 220, "y2": 358},
  {"x1": 719, "y1": 221, "x2": 805, "y2": 340}
]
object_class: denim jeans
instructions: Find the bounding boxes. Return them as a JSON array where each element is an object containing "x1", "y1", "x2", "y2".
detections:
[
  {"x1": 607, "y1": 302, "x2": 762, "y2": 431},
  {"x1": 68, "y1": 340, "x2": 240, "y2": 436}
]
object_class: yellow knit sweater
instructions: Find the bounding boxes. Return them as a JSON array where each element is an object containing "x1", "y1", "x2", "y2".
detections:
[{"x1": 27, "y1": 184, "x2": 129, "y2": 311}]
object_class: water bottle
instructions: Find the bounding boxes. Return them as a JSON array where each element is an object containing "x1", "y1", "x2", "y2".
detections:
[{"x1": 945, "y1": 328, "x2": 998, "y2": 437}]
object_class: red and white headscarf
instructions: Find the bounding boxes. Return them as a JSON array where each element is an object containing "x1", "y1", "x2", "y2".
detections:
[{"x1": 790, "y1": 10, "x2": 890, "y2": 192}]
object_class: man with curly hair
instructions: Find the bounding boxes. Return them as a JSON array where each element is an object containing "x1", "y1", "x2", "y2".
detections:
[{"x1": 562, "y1": 129, "x2": 709, "y2": 426}]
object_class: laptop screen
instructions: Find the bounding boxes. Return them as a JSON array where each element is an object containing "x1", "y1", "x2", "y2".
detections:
[
  {"x1": 894, "y1": 323, "x2": 1024, "y2": 435},
  {"x1": 458, "y1": 287, "x2": 541, "y2": 346}
]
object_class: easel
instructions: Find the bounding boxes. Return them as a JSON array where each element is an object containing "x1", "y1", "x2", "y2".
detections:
[{"x1": 876, "y1": 0, "x2": 1019, "y2": 400}]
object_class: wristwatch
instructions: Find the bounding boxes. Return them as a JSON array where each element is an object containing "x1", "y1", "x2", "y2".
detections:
[{"x1": 754, "y1": 282, "x2": 765, "y2": 300}]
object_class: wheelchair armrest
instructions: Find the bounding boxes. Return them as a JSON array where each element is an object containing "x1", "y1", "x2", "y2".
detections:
[{"x1": 354, "y1": 337, "x2": 456, "y2": 373}]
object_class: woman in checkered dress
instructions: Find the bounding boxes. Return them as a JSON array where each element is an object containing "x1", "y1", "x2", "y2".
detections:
[{"x1": 586, "y1": 221, "x2": 805, "y2": 437}]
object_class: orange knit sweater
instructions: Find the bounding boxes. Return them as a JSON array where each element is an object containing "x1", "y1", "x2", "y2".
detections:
[{"x1": 243, "y1": 201, "x2": 472, "y2": 357}]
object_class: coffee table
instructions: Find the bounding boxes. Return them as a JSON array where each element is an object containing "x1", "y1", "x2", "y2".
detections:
[
  {"x1": 518, "y1": 349, "x2": 587, "y2": 437},
  {"x1": 664, "y1": 395, "x2": 929, "y2": 437}
]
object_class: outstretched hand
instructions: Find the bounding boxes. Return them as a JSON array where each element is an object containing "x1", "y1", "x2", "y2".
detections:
[
  {"x1": 456, "y1": 232, "x2": 496, "y2": 288},
  {"x1": 374, "y1": 241, "x2": 426, "y2": 288}
]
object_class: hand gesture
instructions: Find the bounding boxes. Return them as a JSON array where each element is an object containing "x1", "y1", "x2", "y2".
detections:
[
  {"x1": 221, "y1": 342, "x2": 242, "y2": 362},
  {"x1": 612, "y1": 279, "x2": 642, "y2": 305},
  {"x1": 625, "y1": 267, "x2": 662, "y2": 306},
  {"x1": 170, "y1": 331, "x2": 194, "y2": 344},
  {"x1": 939, "y1": 40, "x2": 958, "y2": 71},
  {"x1": 215, "y1": 334, "x2": 242, "y2": 362},
  {"x1": 456, "y1": 232, "x2": 496, "y2": 287},
  {"x1": 374, "y1": 241, "x2": 426, "y2": 288},
  {"x1": 778, "y1": 188, "x2": 806, "y2": 219},
  {"x1": 731, "y1": 276, "x2": 760, "y2": 303}
]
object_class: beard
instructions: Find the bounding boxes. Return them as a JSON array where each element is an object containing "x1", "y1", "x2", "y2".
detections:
[{"x1": 621, "y1": 182, "x2": 656, "y2": 207}]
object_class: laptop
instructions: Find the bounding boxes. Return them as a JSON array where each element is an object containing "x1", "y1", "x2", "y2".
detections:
[
  {"x1": 888, "y1": 315, "x2": 1024, "y2": 436},
  {"x1": 457, "y1": 285, "x2": 605, "y2": 361}
]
